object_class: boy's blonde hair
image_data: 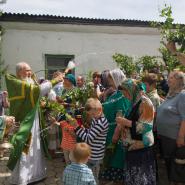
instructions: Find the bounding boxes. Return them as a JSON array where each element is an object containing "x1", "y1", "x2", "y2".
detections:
[
  {"x1": 85, "y1": 98, "x2": 102, "y2": 111},
  {"x1": 72, "y1": 143, "x2": 91, "y2": 163}
]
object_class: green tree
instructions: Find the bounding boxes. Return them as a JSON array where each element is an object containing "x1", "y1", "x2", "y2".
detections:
[
  {"x1": 112, "y1": 53, "x2": 137, "y2": 77},
  {"x1": 138, "y1": 56, "x2": 159, "y2": 72},
  {"x1": 0, "y1": 11, "x2": 8, "y2": 89},
  {"x1": 152, "y1": 5, "x2": 185, "y2": 72}
]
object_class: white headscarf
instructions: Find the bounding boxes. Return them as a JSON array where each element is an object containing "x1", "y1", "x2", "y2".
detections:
[{"x1": 110, "y1": 68, "x2": 126, "y2": 88}]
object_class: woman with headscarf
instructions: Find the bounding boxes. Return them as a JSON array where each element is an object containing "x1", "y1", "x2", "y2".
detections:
[
  {"x1": 156, "y1": 70, "x2": 185, "y2": 185},
  {"x1": 99, "y1": 69, "x2": 130, "y2": 185},
  {"x1": 115, "y1": 79, "x2": 156, "y2": 185},
  {"x1": 0, "y1": 115, "x2": 15, "y2": 158},
  {"x1": 0, "y1": 116, "x2": 15, "y2": 140},
  {"x1": 56, "y1": 74, "x2": 76, "y2": 106}
]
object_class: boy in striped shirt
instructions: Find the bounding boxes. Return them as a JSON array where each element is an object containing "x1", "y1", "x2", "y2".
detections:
[{"x1": 72, "y1": 98, "x2": 109, "y2": 184}]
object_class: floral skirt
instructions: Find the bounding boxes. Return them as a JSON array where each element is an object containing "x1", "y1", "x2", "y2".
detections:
[
  {"x1": 99, "y1": 167, "x2": 124, "y2": 182},
  {"x1": 125, "y1": 146, "x2": 156, "y2": 185}
]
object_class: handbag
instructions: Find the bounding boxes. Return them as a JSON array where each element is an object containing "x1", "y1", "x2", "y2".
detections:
[{"x1": 170, "y1": 146, "x2": 185, "y2": 182}]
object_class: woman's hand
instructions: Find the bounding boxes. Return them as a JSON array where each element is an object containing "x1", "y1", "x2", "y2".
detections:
[
  {"x1": 128, "y1": 140, "x2": 144, "y2": 151},
  {"x1": 112, "y1": 125, "x2": 121, "y2": 144},
  {"x1": 177, "y1": 121, "x2": 185, "y2": 147},
  {"x1": 116, "y1": 116, "x2": 132, "y2": 128}
]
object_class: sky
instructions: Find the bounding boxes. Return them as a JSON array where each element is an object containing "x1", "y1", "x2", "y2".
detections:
[{"x1": 1, "y1": 0, "x2": 185, "y2": 23}]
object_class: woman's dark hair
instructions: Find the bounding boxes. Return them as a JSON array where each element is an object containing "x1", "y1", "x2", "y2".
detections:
[
  {"x1": 142, "y1": 73, "x2": 158, "y2": 86},
  {"x1": 101, "y1": 70, "x2": 110, "y2": 89},
  {"x1": 92, "y1": 71, "x2": 101, "y2": 79}
]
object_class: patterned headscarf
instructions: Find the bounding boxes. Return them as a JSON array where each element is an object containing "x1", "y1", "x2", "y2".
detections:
[
  {"x1": 110, "y1": 68, "x2": 126, "y2": 89},
  {"x1": 120, "y1": 79, "x2": 146, "y2": 105}
]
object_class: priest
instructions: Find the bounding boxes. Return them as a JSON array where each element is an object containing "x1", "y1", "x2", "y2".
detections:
[{"x1": 6, "y1": 62, "x2": 63, "y2": 185}]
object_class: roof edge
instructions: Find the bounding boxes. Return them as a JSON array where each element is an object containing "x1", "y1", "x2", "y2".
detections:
[{"x1": 0, "y1": 12, "x2": 153, "y2": 27}]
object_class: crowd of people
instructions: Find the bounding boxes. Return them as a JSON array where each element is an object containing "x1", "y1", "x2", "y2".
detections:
[{"x1": 0, "y1": 44, "x2": 185, "y2": 185}]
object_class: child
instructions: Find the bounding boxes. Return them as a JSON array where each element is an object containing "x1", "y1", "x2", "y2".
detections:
[
  {"x1": 63, "y1": 142, "x2": 96, "y2": 185},
  {"x1": 71, "y1": 98, "x2": 109, "y2": 183},
  {"x1": 50, "y1": 116, "x2": 76, "y2": 165}
]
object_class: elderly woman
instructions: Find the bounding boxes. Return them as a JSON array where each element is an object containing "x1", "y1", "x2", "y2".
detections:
[
  {"x1": 0, "y1": 90, "x2": 14, "y2": 157},
  {"x1": 0, "y1": 116, "x2": 15, "y2": 140},
  {"x1": 0, "y1": 115, "x2": 15, "y2": 157},
  {"x1": 57, "y1": 73, "x2": 76, "y2": 104},
  {"x1": 156, "y1": 70, "x2": 185, "y2": 185},
  {"x1": 99, "y1": 69, "x2": 130, "y2": 185},
  {"x1": 116, "y1": 79, "x2": 156, "y2": 185}
]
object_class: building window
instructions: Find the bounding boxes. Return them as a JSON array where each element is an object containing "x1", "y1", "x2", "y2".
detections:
[{"x1": 45, "y1": 54, "x2": 74, "y2": 79}]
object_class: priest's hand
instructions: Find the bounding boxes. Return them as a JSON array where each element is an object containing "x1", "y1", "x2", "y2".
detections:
[
  {"x1": 4, "y1": 116, "x2": 15, "y2": 126},
  {"x1": 53, "y1": 73, "x2": 64, "y2": 83}
]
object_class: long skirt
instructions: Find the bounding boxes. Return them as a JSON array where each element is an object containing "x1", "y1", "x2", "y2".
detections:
[
  {"x1": 99, "y1": 142, "x2": 125, "y2": 182},
  {"x1": 125, "y1": 146, "x2": 156, "y2": 185}
]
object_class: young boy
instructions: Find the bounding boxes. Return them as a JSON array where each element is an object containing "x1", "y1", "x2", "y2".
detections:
[
  {"x1": 62, "y1": 142, "x2": 96, "y2": 185},
  {"x1": 71, "y1": 98, "x2": 109, "y2": 183}
]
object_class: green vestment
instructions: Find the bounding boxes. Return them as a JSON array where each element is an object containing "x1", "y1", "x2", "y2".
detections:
[{"x1": 5, "y1": 74, "x2": 49, "y2": 170}]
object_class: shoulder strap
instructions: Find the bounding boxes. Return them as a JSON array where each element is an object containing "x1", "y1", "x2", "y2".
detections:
[
  {"x1": 127, "y1": 99, "x2": 142, "y2": 140},
  {"x1": 127, "y1": 99, "x2": 142, "y2": 121}
]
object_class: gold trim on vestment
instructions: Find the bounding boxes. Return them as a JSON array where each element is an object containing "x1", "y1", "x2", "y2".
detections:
[
  {"x1": 30, "y1": 84, "x2": 35, "y2": 108},
  {"x1": 9, "y1": 81, "x2": 26, "y2": 101}
]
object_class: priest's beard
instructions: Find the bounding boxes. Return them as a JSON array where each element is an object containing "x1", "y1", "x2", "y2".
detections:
[{"x1": 23, "y1": 77, "x2": 35, "y2": 85}]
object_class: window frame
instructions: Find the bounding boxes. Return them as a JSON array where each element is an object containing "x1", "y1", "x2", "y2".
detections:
[{"x1": 45, "y1": 54, "x2": 75, "y2": 79}]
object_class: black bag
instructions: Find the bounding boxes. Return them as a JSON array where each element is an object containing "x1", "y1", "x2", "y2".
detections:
[{"x1": 170, "y1": 147, "x2": 185, "y2": 183}]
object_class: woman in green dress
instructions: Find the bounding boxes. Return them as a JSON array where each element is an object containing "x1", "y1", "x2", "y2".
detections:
[
  {"x1": 99, "y1": 69, "x2": 131, "y2": 185},
  {"x1": 116, "y1": 79, "x2": 156, "y2": 185}
]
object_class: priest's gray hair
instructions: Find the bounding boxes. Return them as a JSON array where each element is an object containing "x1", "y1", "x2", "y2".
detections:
[{"x1": 16, "y1": 62, "x2": 29, "y2": 74}]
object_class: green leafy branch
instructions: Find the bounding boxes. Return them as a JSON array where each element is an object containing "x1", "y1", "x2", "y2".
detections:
[
  {"x1": 40, "y1": 97, "x2": 66, "y2": 117},
  {"x1": 151, "y1": 4, "x2": 185, "y2": 72},
  {"x1": 112, "y1": 54, "x2": 164, "y2": 77},
  {"x1": 61, "y1": 83, "x2": 94, "y2": 107},
  {"x1": 113, "y1": 54, "x2": 137, "y2": 77}
]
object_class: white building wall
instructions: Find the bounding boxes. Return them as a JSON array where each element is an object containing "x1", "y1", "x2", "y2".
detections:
[{"x1": 1, "y1": 22, "x2": 161, "y2": 78}]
